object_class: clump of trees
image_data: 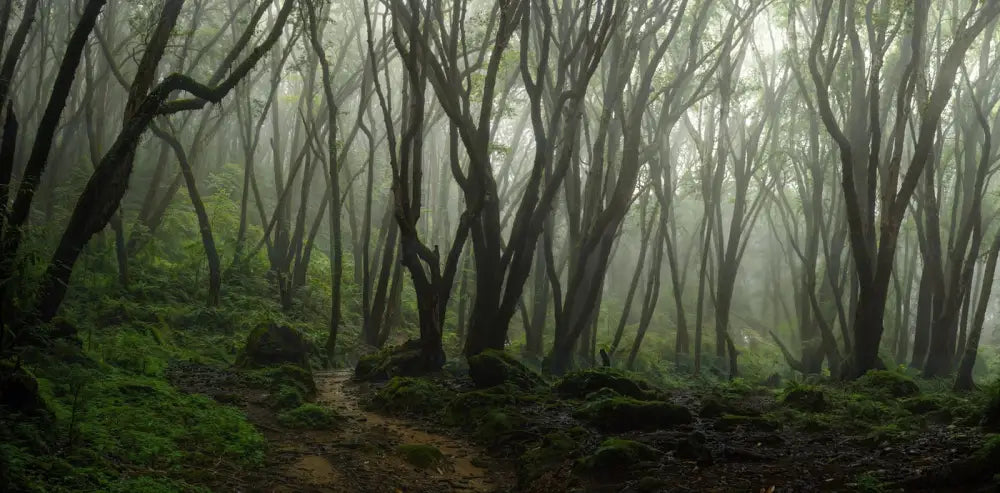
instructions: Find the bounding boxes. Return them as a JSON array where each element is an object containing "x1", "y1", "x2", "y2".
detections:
[{"x1": 2, "y1": 0, "x2": 1000, "y2": 390}]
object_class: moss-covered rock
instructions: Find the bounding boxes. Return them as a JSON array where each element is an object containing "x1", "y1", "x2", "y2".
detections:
[
  {"x1": 575, "y1": 438, "x2": 659, "y2": 476},
  {"x1": 277, "y1": 403, "x2": 341, "y2": 429},
  {"x1": 674, "y1": 431, "x2": 713, "y2": 465},
  {"x1": 354, "y1": 340, "x2": 444, "y2": 382},
  {"x1": 397, "y1": 444, "x2": 445, "y2": 469},
  {"x1": 854, "y1": 370, "x2": 919, "y2": 398},
  {"x1": 444, "y1": 387, "x2": 517, "y2": 426},
  {"x1": 236, "y1": 324, "x2": 310, "y2": 369},
  {"x1": 782, "y1": 386, "x2": 828, "y2": 412},
  {"x1": 518, "y1": 427, "x2": 590, "y2": 485},
  {"x1": 698, "y1": 395, "x2": 760, "y2": 418},
  {"x1": 636, "y1": 476, "x2": 671, "y2": 492},
  {"x1": 468, "y1": 349, "x2": 545, "y2": 390},
  {"x1": 554, "y1": 368, "x2": 660, "y2": 401},
  {"x1": 260, "y1": 363, "x2": 316, "y2": 395},
  {"x1": 371, "y1": 377, "x2": 453, "y2": 416},
  {"x1": 475, "y1": 409, "x2": 526, "y2": 444},
  {"x1": 714, "y1": 413, "x2": 782, "y2": 432},
  {"x1": 269, "y1": 385, "x2": 305, "y2": 410},
  {"x1": 575, "y1": 397, "x2": 692, "y2": 431},
  {"x1": 584, "y1": 387, "x2": 623, "y2": 402}
]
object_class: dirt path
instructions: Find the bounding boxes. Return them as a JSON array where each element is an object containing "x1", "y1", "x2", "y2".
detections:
[{"x1": 168, "y1": 363, "x2": 513, "y2": 493}]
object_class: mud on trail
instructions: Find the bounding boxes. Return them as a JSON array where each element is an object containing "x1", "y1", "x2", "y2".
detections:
[{"x1": 167, "y1": 364, "x2": 514, "y2": 493}]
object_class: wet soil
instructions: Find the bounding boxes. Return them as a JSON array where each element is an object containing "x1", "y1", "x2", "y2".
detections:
[{"x1": 167, "y1": 364, "x2": 513, "y2": 492}]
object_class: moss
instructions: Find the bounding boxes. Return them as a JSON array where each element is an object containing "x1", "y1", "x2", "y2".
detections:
[
  {"x1": 256, "y1": 363, "x2": 316, "y2": 396},
  {"x1": 354, "y1": 340, "x2": 444, "y2": 382},
  {"x1": 714, "y1": 413, "x2": 782, "y2": 432},
  {"x1": 575, "y1": 396, "x2": 692, "y2": 431},
  {"x1": 397, "y1": 444, "x2": 445, "y2": 469},
  {"x1": 782, "y1": 385, "x2": 828, "y2": 412},
  {"x1": 555, "y1": 367, "x2": 660, "y2": 401},
  {"x1": 674, "y1": 431, "x2": 712, "y2": 465},
  {"x1": 698, "y1": 394, "x2": 760, "y2": 418},
  {"x1": 475, "y1": 409, "x2": 526, "y2": 444},
  {"x1": 235, "y1": 323, "x2": 311, "y2": 369},
  {"x1": 444, "y1": 387, "x2": 517, "y2": 426},
  {"x1": 575, "y1": 438, "x2": 658, "y2": 475},
  {"x1": 636, "y1": 476, "x2": 671, "y2": 492},
  {"x1": 854, "y1": 370, "x2": 920, "y2": 398},
  {"x1": 3, "y1": 363, "x2": 265, "y2": 492},
  {"x1": 277, "y1": 403, "x2": 340, "y2": 429},
  {"x1": 902, "y1": 394, "x2": 945, "y2": 415},
  {"x1": 467, "y1": 349, "x2": 546, "y2": 390},
  {"x1": 518, "y1": 427, "x2": 590, "y2": 485},
  {"x1": 371, "y1": 377, "x2": 453, "y2": 416},
  {"x1": 268, "y1": 385, "x2": 305, "y2": 410},
  {"x1": 584, "y1": 387, "x2": 623, "y2": 402}
]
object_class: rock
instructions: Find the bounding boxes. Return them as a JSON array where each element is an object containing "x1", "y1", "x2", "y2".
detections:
[
  {"x1": 575, "y1": 438, "x2": 659, "y2": 476},
  {"x1": 397, "y1": 444, "x2": 445, "y2": 469},
  {"x1": 782, "y1": 386, "x2": 828, "y2": 412},
  {"x1": 236, "y1": 324, "x2": 310, "y2": 369},
  {"x1": 854, "y1": 370, "x2": 920, "y2": 398},
  {"x1": 714, "y1": 413, "x2": 782, "y2": 432},
  {"x1": 584, "y1": 387, "x2": 623, "y2": 402},
  {"x1": 674, "y1": 431, "x2": 713, "y2": 465},
  {"x1": 554, "y1": 368, "x2": 660, "y2": 401},
  {"x1": 0, "y1": 363, "x2": 44, "y2": 414},
  {"x1": 518, "y1": 427, "x2": 590, "y2": 486},
  {"x1": 636, "y1": 476, "x2": 671, "y2": 492},
  {"x1": 468, "y1": 349, "x2": 545, "y2": 390},
  {"x1": 354, "y1": 339, "x2": 444, "y2": 382},
  {"x1": 371, "y1": 376, "x2": 453, "y2": 416},
  {"x1": 575, "y1": 396, "x2": 692, "y2": 431},
  {"x1": 475, "y1": 409, "x2": 526, "y2": 444},
  {"x1": 444, "y1": 387, "x2": 517, "y2": 426},
  {"x1": 699, "y1": 395, "x2": 760, "y2": 418}
]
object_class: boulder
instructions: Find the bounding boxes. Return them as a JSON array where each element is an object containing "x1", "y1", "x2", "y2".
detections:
[
  {"x1": 468, "y1": 349, "x2": 545, "y2": 390},
  {"x1": 236, "y1": 324, "x2": 310, "y2": 369},
  {"x1": 575, "y1": 396, "x2": 692, "y2": 431},
  {"x1": 854, "y1": 370, "x2": 920, "y2": 398},
  {"x1": 554, "y1": 367, "x2": 660, "y2": 400},
  {"x1": 371, "y1": 376, "x2": 453, "y2": 416},
  {"x1": 674, "y1": 431, "x2": 713, "y2": 465},
  {"x1": 354, "y1": 339, "x2": 444, "y2": 382},
  {"x1": 575, "y1": 438, "x2": 659, "y2": 476},
  {"x1": 782, "y1": 386, "x2": 828, "y2": 412},
  {"x1": 397, "y1": 444, "x2": 445, "y2": 469}
]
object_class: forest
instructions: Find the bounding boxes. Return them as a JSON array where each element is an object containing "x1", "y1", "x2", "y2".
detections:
[{"x1": 4, "y1": 0, "x2": 1000, "y2": 491}]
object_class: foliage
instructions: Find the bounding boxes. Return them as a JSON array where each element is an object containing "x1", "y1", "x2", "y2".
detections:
[
  {"x1": 277, "y1": 403, "x2": 341, "y2": 429},
  {"x1": 396, "y1": 444, "x2": 445, "y2": 469}
]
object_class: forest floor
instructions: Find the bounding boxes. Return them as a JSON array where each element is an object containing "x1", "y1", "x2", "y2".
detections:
[
  {"x1": 164, "y1": 353, "x2": 1000, "y2": 493},
  {"x1": 167, "y1": 363, "x2": 514, "y2": 492}
]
